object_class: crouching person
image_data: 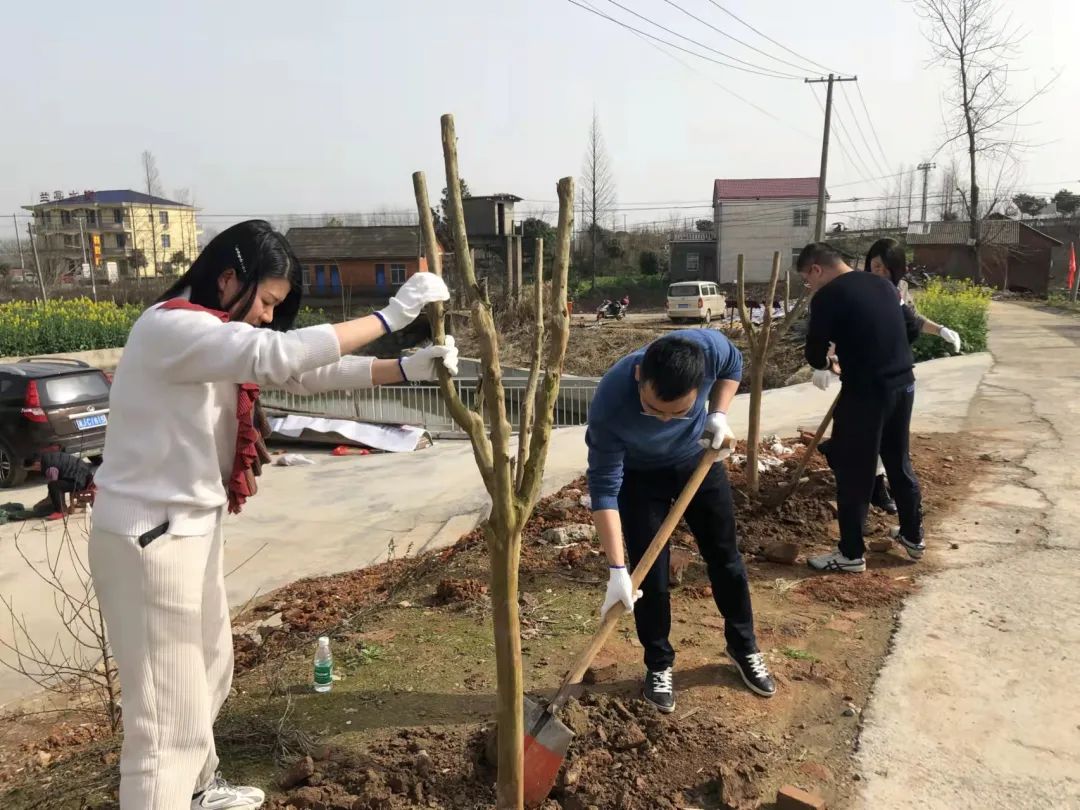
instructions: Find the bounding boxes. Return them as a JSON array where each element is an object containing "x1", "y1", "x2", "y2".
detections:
[{"x1": 585, "y1": 330, "x2": 774, "y2": 714}]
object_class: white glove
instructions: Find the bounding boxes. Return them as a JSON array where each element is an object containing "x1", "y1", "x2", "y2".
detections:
[
  {"x1": 399, "y1": 336, "x2": 459, "y2": 381},
  {"x1": 699, "y1": 411, "x2": 736, "y2": 460},
  {"x1": 601, "y1": 566, "x2": 642, "y2": 617},
  {"x1": 377, "y1": 273, "x2": 450, "y2": 333},
  {"x1": 939, "y1": 326, "x2": 961, "y2": 353},
  {"x1": 812, "y1": 368, "x2": 834, "y2": 391}
]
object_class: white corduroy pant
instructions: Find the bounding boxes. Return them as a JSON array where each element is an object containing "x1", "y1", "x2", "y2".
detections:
[{"x1": 89, "y1": 519, "x2": 232, "y2": 810}]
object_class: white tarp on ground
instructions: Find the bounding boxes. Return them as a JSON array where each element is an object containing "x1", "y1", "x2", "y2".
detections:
[{"x1": 268, "y1": 415, "x2": 430, "y2": 453}]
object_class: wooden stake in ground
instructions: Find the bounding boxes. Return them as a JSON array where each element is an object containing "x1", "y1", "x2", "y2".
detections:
[
  {"x1": 735, "y1": 251, "x2": 809, "y2": 497},
  {"x1": 413, "y1": 114, "x2": 573, "y2": 810}
]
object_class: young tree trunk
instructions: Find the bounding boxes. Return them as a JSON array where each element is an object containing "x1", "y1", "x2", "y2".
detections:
[
  {"x1": 489, "y1": 525, "x2": 523, "y2": 809},
  {"x1": 413, "y1": 116, "x2": 573, "y2": 810},
  {"x1": 736, "y1": 252, "x2": 800, "y2": 499}
]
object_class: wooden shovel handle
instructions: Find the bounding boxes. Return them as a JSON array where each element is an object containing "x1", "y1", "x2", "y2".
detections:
[
  {"x1": 547, "y1": 444, "x2": 724, "y2": 714},
  {"x1": 776, "y1": 390, "x2": 840, "y2": 503}
]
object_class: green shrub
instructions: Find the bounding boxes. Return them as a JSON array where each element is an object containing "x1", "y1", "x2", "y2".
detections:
[
  {"x1": 912, "y1": 279, "x2": 992, "y2": 361},
  {"x1": 0, "y1": 298, "x2": 142, "y2": 357},
  {"x1": 293, "y1": 306, "x2": 331, "y2": 328}
]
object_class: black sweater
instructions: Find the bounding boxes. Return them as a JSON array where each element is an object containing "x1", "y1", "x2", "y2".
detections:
[
  {"x1": 39, "y1": 451, "x2": 95, "y2": 491},
  {"x1": 804, "y1": 271, "x2": 921, "y2": 393}
]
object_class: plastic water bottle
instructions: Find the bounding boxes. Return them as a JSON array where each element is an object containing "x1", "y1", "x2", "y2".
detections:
[{"x1": 313, "y1": 636, "x2": 333, "y2": 693}]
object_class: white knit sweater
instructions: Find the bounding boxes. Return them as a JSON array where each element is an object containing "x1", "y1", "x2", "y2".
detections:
[{"x1": 93, "y1": 302, "x2": 375, "y2": 537}]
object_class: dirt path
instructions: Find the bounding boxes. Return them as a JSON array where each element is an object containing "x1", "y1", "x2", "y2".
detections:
[{"x1": 855, "y1": 303, "x2": 1080, "y2": 809}]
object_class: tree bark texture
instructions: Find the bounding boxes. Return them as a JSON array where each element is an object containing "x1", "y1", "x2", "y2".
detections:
[{"x1": 413, "y1": 114, "x2": 574, "y2": 810}]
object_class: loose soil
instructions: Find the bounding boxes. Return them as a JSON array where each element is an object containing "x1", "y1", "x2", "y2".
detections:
[
  {"x1": 454, "y1": 314, "x2": 807, "y2": 393},
  {"x1": 0, "y1": 434, "x2": 983, "y2": 810}
]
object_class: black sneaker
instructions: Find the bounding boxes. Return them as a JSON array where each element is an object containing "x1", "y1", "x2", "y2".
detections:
[
  {"x1": 891, "y1": 527, "x2": 926, "y2": 560},
  {"x1": 871, "y1": 474, "x2": 898, "y2": 514},
  {"x1": 726, "y1": 649, "x2": 776, "y2": 697},
  {"x1": 642, "y1": 668, "x2": 675, "y2": 713}
]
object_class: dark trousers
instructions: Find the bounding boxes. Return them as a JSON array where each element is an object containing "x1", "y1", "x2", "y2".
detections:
[
  {"x1": 618, "y1": 456, "x2": 757, "y2": 672},
  {"x1": 831, "y1": 384, "x2": 923, "y2": 559},
  {"x1": 47, "y1": 479, "x2": 75, "y2": 514}
]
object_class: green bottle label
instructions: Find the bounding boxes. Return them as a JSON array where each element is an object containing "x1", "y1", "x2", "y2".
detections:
[{"x1": 314, "y1": 661, "x2": 333, "y2": 686}]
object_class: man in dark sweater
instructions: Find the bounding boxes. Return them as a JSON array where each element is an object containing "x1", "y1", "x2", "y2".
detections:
[
  {"x1": 586, "y1": 330, "x2": 774, "y2": 713},
  {"x1": 796, "y1": 242, "x2": 924, "y2": 573},
  {"x1": 38, "y1": 451, "x2": 95, "y2": 519}
]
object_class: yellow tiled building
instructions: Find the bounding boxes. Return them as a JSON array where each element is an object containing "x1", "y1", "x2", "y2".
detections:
[{"x1": 23, "y1": 189, "x2": 201, "y2": 280}]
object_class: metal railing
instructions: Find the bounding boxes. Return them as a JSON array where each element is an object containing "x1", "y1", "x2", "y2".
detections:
[{"x1": 261, "y1": 377, "x2": 599, "y2": 438}]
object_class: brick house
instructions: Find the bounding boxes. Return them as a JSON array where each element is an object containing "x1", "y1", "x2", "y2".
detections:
[
  {"x1": 285, "y1": 226, "x2": 443, "y2": 295},
  {"x1": 907, "y1": 217, "x2": 1062, "y2": 295}
]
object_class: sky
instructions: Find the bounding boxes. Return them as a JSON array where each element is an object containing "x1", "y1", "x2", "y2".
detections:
[{"x1": 2, "y1": 0, "x2": 1077, "y2": 243}]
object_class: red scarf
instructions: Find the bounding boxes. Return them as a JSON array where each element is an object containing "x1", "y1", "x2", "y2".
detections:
[{"x1": 159, "y1": 299, "x2": 263, "y2": 514}]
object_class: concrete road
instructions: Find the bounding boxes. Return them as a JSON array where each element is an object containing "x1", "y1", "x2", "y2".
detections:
[
  {"x1": 857, "y1": 303, "x2": 1080, "y2": 809},
  {"x1": 0, "y1": 352, "x2": 991, "y2": 707}
]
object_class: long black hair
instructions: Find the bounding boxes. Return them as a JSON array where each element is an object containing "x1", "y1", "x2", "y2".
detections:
[
  {"x1": 158, "y1": 220, "x2": 303, "y2": 331},
  {"x1": 864, "y1": 238, "x2": 907, "y2": 287}
]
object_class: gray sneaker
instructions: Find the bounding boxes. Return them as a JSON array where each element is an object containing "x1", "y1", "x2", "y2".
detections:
[
  {"x1": 807, "y1": 551, "x2": 866, "y2": 573},
  {"x1": 891, "y1": 527, "x2": 926, "y2": 560}
]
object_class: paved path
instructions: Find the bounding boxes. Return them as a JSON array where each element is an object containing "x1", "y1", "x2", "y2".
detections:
[
  {"x1": 857, "y1": 303, "x2": 1080, "y2": 809},
  {"x1": 0, "y1": 353, "x2": 991, "y2": 707}
]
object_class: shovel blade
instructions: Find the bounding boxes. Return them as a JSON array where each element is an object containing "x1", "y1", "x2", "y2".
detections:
[{"x1": 522, "y1": 695, "x2": 574, "y2": 808}]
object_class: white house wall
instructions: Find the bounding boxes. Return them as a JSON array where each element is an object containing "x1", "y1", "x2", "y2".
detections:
[{"x1": 716, "y1": 198, "x2": 819, "y2": 283}]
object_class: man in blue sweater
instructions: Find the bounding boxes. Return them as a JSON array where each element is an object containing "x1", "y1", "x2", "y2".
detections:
[{"x1": 586, "y1": 330, "x2": 774, "y2": 713}]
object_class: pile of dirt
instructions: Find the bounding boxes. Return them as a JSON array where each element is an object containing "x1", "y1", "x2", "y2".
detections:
[
  {"x1": 433, "y1": 578, "x2": 489, "y2": 605},
  {"x1": 267, "y1": 691, "x2": 766, "y2": 810}
]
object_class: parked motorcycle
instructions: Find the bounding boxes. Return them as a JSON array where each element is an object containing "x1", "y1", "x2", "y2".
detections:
[{"x1": 596, "y1": 299, "x2": 627, "y2": 320}]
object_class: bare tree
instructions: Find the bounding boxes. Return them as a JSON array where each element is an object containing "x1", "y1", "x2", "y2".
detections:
[
  {"x1": 736, "y1": 252, "x2": 808, "y2": 497},
  {"x1": 174, "y1": 187, "x2": 194, "y2": 270},
  {"x1": 413, "y1": 115, "x2": 574, "y2": 810},
  {"x1": 141, "y1": 151, "x2": 163, "y2": 275},
  {"x1": 939, "y1": 163, "x2": 960, "y2": 220},
  {"x1": 580, "y1": 110, "x2": 616, "y2": 288},
  {"x1": 0, "y1": 519, "x2": 120, "y2": 733},
  {"x1": 914, "y1": 0, "x2": 1054, "y2": 281}
]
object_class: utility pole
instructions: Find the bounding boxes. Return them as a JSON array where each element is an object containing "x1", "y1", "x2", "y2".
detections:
[
  {"x1": 917, "y1": 162, "x2": 937, "y2": 222},
  {"x1": 805, "y1": 74, "x2": 858, "y2": 240},
  {"x1": 12, "y1": 215, "x2": 25, "y2": 268},
  {"x1": 26, "y1": 223, "x2": 48, "y2": 303}
]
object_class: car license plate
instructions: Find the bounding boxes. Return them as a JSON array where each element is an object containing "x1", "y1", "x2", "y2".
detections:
[
  {"x1": 75, "y1": 414, "x2": 107, "y2": 430},
  {"x1": 678, "y1": 303, "x2": 689, "y2": 309}
]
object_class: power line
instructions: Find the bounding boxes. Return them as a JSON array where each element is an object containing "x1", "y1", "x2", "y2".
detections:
[
  {"x1": 854, "y1": 82, "x2": 891, "y2": 169},
  {"x1": 601, "y1": 0, "x2": 803, "y2": 78},
  {"x1": 658, "y1": 0, "x2": 819, "y2": 75},
  {"x1": 837, "y1": 83, "x2": 890, "y2": 177},
  {"x1": 702, "y1": 0, "x2": 839, "y2": 75},
  {"x1": 808, "y1": 83, "x2": 880, "y2": 195},
  {"x1": 575, "y1": 0, "x2": 815, "y2": 139},
  {"x1": 566, "y1": 0, "x2": 801, "y2": 80}
]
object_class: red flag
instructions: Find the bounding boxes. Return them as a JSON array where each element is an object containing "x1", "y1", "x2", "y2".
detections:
[{"x1": 1069, "y1": 242, "x2": 1078, "y2": 292}]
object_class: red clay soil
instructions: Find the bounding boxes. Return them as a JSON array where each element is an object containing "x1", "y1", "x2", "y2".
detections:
[{"x1": 0, "y1": 434, "x2": 981, "y2": 809}]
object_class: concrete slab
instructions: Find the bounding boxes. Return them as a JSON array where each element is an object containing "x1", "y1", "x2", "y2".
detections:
[{"x1": 856, "y1": 303, "x2": 1080, "y2": 808}]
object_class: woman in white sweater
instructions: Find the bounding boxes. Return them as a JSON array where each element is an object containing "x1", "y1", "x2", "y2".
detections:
[{"x1": 90, "y1": 220, "x2": 457, "y2": 810}]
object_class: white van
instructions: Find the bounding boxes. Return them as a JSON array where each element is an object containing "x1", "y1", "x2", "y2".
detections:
[{"x1": 667, "y1": 281, "x2": 725, "y2": 324}]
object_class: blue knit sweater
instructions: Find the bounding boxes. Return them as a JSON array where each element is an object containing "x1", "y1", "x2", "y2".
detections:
[{"x1": 585, "y1": 329, "x2": 742, "y2": 511}]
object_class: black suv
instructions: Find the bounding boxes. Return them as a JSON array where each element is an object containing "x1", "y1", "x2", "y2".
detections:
[{"x1": 0, "y1": 358, "x2": 112, "y2": 487}]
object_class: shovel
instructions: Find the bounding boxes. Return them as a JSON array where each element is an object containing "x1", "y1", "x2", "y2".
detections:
[{"x1": 522, "y1": 443, "x2": 726, "y2": 808}]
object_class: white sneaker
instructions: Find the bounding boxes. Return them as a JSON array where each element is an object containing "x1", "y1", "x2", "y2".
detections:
[
  {"x1": 192, "y1": 774, "x2": 265, "y2": 809},
  {"x1": 807, "y1": 551, "x2": 866, "y2": 573}
]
